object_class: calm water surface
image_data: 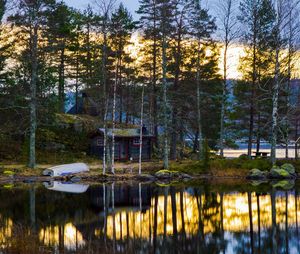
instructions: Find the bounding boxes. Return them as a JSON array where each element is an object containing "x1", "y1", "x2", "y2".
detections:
[{"x1": 0, "y1": 181, "x2": 299, "y2": 254}]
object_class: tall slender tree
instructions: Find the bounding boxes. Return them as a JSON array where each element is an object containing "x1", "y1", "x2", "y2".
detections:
[
  {"x1": 189, "y1": 0, "x2": 216, "y2": 160},
  {"x1": 238, "y1": 0, "x2": 275, "y2": 158},
  {"x1": 157, "y1": 0, "x2": 176, "y2": 169},
  {"x1": 95, "y1": 0, "x2": 116, "y2": 173},
  {"x1": 10, "y1": 0, "x2": 55, "y2": 168},
  {"x1": 137, "y1": 0, "x2": 161, "y2": 148},
  {"x1": 217, "y1": 0, "x2": 237, "y2": 157},
  {"x1": 169, "y1": 0, "x2": 190, "y2": 160}
]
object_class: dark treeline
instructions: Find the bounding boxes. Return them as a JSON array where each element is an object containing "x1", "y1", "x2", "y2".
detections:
[{"x1": 0, "y1": 0, "x2": 299, "y2": 169}]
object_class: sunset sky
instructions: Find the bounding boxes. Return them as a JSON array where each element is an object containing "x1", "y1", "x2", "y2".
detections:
[{"x1": 64, "y1": 0, "x2": 217, "y2": 19}]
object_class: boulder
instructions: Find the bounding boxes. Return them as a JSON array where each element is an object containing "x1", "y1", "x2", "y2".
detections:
[
  {"x1": 270, "y1": 166, "x2": 292, "y2": 179},
  {"x1": 247, "y1": 168, "x2": 267, "y2": 180},
  {"x1": 281, "y1": 163, "x2": 296, "y2": 175},
  {"x1": 154, "y1": 170, "x2": 181, "y2": 179}
]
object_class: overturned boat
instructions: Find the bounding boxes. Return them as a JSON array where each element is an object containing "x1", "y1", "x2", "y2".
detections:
[{"x1": 43, "y1": 163, "x2": 89, "y2": 177}]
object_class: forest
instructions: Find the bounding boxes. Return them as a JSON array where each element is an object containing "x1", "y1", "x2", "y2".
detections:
[{"x1": 0, "y1": 0, "x2": 299, "y2": 170}]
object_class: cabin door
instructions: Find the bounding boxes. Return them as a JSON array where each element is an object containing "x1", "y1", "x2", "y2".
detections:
[{"x1": 120, "y1": 140, "x2": 128, "y2": 160}]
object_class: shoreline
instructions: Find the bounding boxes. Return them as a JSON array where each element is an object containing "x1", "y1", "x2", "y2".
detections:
[
  {"x1": 0, "y1": 171, "x2": 298, "y2": 185},
  {"x1": 0, "y1": 158, "x2": 299, "y2": 185}
]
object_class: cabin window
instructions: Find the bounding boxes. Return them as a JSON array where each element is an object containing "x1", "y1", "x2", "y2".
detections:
[
  {"x1": 96, "y1": 138, "x2": 104, "y2": 146},
  {"x1": 133, "y1": 138, "x2": 141, "y2": 145}
]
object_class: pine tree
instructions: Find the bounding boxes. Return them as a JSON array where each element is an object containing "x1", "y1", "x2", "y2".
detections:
[
  {"x1": 188, "y1": 0, "x2": 216, "y2": 160},
  {"x1": 169, "y1": 0, "x2": 190, "y2": 160},
  {"x1": 9, "y1": 0, "x2": 55, "y2": 168},
  {"x1": 137, "y1": 0, "x2": 162, "y2": 148},
  {"x1": 238, "y1": 0, "x2": 276, "y2": 158},
  {"x1": 46, "y1": 2, "x2": 77, "y2": 113}
]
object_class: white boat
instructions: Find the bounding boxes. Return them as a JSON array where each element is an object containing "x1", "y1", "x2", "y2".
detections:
[
  {"x1": 43, "y1": 163, "x2": 89, "y2": 177},
  {"x1": 44, "y1": 181, "x2": 89, "y2": 194}
]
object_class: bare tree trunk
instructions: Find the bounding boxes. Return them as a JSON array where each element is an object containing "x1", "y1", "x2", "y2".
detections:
[
  {"x1": 271, "y1": 8, "x2": 281, "y2": 164},
  {"x1": 271, "y1": 50, "x2": 279, "y2": 165},
  {"x1": 296, "y1": 121, "x2": 299, "y2": 159},
  {"x1": 139, "y1": 86, "x2": 145, "y2": 175},
  {"x1": 102, "y1": 27, "x2": 108, "y2": 174},
  {"x1": 29, "y1": 24, "x2": 38, "y2": 169},
  {"x1": 58, "y1": 44, "x2": 65, "y2": 113},
  {"x1": 75, "y1": 49, "x2": 79, "y2": 114},
  {"x1": 103, "y1": 99, "x2": 109, "y2": 174},
  {"x1": 162, "y1": 32, "x2": 169, "y2": 169},
  {"x1": 219, "y1": 0, "x2": 236, "y2": 158},
  {"x1": 98, "y1": 0, "x2": 116, "y2": 173},
  {"x1": 196, "y1": 40, "x2": 203, "y2": 160},
  {"x1": 111, "y1": 61, "x2": 118, "y2": 174},
  {"x1": 152, "y1": 3, "x2": 159, "y2": 150},
  {"x1": 170, "y1": 15, "x2": 184, "y2": 160},
  {"x1": 248, "y1": 4, "x2": 258, "y2": 158}
]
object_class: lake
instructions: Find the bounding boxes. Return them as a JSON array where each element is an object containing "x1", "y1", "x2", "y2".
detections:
[{"x1": 0, "y1": 181, "x2": 299, "y2": 254}]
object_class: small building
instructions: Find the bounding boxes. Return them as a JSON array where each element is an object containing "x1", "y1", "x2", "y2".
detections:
[{"x1": 89, "y1": 127, "x2": 154, "y2": 161}]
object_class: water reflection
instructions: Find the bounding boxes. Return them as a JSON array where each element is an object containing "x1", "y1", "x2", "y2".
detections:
[{"x1": 0, "y1": 183, "x2": 298, "y2": 253}]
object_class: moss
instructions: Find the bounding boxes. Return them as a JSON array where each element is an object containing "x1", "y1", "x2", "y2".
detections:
[
  {"x1": 156, "y1": 169, "x2": 179, "y2": 174},
  {"x1": 281, "y1": 163, "x2": 295, "y2": 174},
  {"x1": 3, "y1": 170, "x2": 15, "y2": 175}
]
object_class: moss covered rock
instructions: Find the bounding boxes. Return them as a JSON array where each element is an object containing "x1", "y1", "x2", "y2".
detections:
[
  {"x1": 247, "y1": 168, "x2": 267, "y2": 180},
  {"x1": 281, "y1": 163, "x2": 295, "y2": 175},
  {"x1": 155, "y1": 170, "x2": 180, "y2": 179},
  {"x1": 270, "y1": 166, "x2": 293, "y2": 179}
]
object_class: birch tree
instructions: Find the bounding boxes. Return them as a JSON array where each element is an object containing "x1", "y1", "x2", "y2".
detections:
[
  {"x1": 279, "y1": 0, "x2": 300, "y2": 159},
  {"x1": 95, "y1": 0, "x2": 116, "y2": 174},
  {"x1": 270, "y1": 0, "x2": 284, "y2": 165},
  {"x1": 217, "y1": 0, "x2": 237, "y2": 157},
  {"x1": 139, "y1": 86, "x2": 145, "y2": 175}
]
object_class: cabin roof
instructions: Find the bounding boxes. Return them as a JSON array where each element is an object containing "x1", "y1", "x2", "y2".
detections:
[{"x1": 98, "y1": 128, "x2": 154, "y2": 138}]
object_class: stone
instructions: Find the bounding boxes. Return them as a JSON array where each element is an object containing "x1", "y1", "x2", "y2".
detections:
[
  {"x1": 281, "y1": 163, "x2": 296, "y2": 175},
  {"x1": 247, "y1": 168, "x2": 266, "y2": 180},
  {"x1": 270, "y1": 166, "x2": 292, "y2": 179},
  {"x1": 155, "y1": 170, "x2": 181, "y2": 179}
]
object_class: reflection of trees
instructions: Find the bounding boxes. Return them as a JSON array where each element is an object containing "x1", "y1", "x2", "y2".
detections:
[
  {"x1": 256, "y1": 193, "x2": 261, "y2": 254},
  {"x1": 271, "y1": 190, "x2": 278, "y2": 254},
  {"x1": 248, "y1": 191, "x2": 254, "y2": 254},
  {"x1": 1, "y1": 185, "x2": 300, "y2": 253},
  {"x1": 296, "y1": 190, "x2": 299, "y2": 251},
  {"x1": 285, "y1": 191, "x2": 288, "y2": 254}
]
